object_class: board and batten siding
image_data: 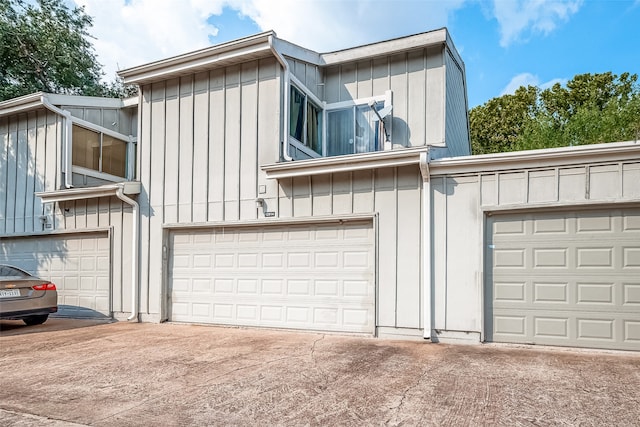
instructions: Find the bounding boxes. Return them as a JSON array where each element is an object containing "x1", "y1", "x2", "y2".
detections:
[
  {"x1": 137, "y1": 58, "x2": 281, "y2": 317},
  {"x1": 0, "y1": 109, "x2": 134, "y2": 316},
  {"x1": 323, "y1": 46, "x2": 446, "y2": 150},
  {"x1": 442, "y1": 48, "x2": 470, "y2": 159},
  {"x1": 430, "y1": 160, "x2": 640, "y2": 336},
  {"x1": 276, "y1": 165, "x2": 424, "y2": 330}
]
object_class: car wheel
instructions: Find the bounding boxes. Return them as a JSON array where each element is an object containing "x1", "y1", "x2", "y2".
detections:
[{"x1": 23, "y1": 315, "x2": 49, "y2": 326}]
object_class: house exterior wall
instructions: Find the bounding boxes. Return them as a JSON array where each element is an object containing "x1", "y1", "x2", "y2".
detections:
[
  {"x1": 323, "y1": 46, "x2": 446, "y2": 149},
  {"x1": 430, "y1": 156, "x2": 640, "y2": 340},
  {"x1": 0, "y1": 109, "x2": 134, "y2": 316},
  {"x1": 136, "y1": 55, "x2": 426, "y2": 332},
  {"x1": 136, "y1": 58, "x2": 281, "y2": 319},
  {"x1": 441, "y1": 48, "x2": 470, "y2": 158}
]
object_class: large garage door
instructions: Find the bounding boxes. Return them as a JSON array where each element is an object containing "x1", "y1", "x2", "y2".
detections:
[
  {"x1": 486, "y1": 208, "x2": 640, "y2": 351},
  {"x1": 0, "y1": 233, "x2": 111, "y2": 318},
  {"x1": 168, "y1": 220, "x2": 375, "y2": 333}
]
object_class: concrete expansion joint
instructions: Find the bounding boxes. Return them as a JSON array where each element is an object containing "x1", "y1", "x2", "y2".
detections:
[{"x1": 310, "y1": 334, "x2": 325, "y2": 360}]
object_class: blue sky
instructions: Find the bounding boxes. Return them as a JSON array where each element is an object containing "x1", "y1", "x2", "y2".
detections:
[{"x1": 75, "y1": 0, "x2": 640, "y2": 108}]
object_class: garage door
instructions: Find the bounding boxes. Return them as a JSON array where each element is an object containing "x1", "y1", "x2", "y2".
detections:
[
  {"x1": 0, "y1": 233, "x2": 111, "y2": 318},
  {"x1": 168, "y1": 220, "x2": 375, "y2": 333},
  {"x1": 486, "y1": 208, "x2": 640, "y2": 351}
]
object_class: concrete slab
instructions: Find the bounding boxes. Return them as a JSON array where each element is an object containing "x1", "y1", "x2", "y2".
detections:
[{"x1": 1, "y1": 319, "x2": 639, "y2": 426}]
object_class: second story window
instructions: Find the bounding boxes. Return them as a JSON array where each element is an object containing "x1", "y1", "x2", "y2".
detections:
[
  {"x1": 72, "y1": 125, "x2": 131, "y2": 180},
  {"x1": 289, "y1": 85, "x2": 323, "y2": 155},
  {"x1": 288, "y1": 78, "x2": 391, "y2": 159}
]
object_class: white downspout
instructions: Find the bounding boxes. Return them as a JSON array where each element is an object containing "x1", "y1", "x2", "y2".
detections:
[
  {"x1": 41, "y1": 95, "x2": 73, "y2": 189},
  {"x1": 116, "y1": 186, "x2": 139, "y2": 321},
  {"x1": 419, "y1": 150, "x2": 432, "y2": 339},
  {"x1": 268, "y1": 35, "x2": 293, "y2": 161}
]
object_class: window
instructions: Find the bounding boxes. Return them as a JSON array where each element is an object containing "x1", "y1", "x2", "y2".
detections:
[
  {"x1": 288, "y1": 79, "x2": 391, "y2": 159},
  {"x1": 289, "y1": 85, "x2": 322, "y2": 155},
  {"x1": 72, "y1": 125, "x2": 129, "y2": 179},
  {"x1": 326, "y1": 103, "x2": 383, "y2": 156}
]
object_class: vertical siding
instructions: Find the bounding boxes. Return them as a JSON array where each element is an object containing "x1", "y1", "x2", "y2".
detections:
[
  {"x1": 139, "y1": 58, "x2": 281, "y2": 318},
  {"x1": 179, "y1": 75, "x2": 194, "y2": 222},
  {"x1": 272, "y1": 165, "x2": 424, "y2": 330},
  {"x1": 240, "y1": 62, "x2": 259, "y2": 220},
  {"x1": 431, "y1": 160, "x2": 640, "y2": 335},
  {"x1": 443, "y1": 49, "x2": 470, "y2": 157},
  {"x1": 323, "y1": 47, "x2": 446, "y2": 148},
  {"x1": 192, "y1": 72, "x2": 209, "y2": 223},
  {"x1": 62, "y1": 105, "x2": 134, "y2": 136},
  {"x1": 0, "y1": 107, "x2": 131, "y2": 316},
  {"x1": 0, "y1": 111, "x2": 62, "y2": 234}
]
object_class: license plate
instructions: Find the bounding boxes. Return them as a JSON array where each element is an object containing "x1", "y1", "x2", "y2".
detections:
[{"x1": 0, "y1": 289, "x2": 21, "y2": 298}]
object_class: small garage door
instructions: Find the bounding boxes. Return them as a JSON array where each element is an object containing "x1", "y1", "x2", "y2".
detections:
[
  {"x1": 0, "y1": 233, "x2": 111, "y2": 318},
  {"x1": 168, "y1": 220, "x2": 375, "y2": 333},
  {"x1": 486, "y1": 208, "x2": 640, "y2": 351}
]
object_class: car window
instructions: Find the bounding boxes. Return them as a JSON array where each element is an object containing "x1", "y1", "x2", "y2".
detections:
[{"x1": 0, "y1": 265, "x2": 30, "y2": 277}]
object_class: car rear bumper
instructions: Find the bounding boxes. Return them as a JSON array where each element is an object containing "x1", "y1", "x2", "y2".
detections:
[{"x1": 0, "y1": 306, "x2": 58, "y2": 320}]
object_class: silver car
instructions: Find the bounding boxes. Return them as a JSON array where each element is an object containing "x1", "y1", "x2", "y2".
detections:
[{"x1": 0, "y1": 265, "x2": 58, "y2": 325}]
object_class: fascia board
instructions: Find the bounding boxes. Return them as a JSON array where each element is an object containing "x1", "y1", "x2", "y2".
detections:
[
  {"x1": 429, "y1": 141, "x2": 640, "y2": 175},
  {"x1": 321, "y1": 28, "x2": 447, "y2": 65},
  {"x1": 119, "y1": 31, "x2": 275, "y2": 84},
  {"x1": 262, "y1": 147, "x2": 428, "y2": 179},
  {"x1": 0, "y1": 92, "x2": 44, "y2": 117},
  {"x1": 36, "y1": 182, "x2": 141, "y2": 203},
  {"x1": 273, "y1": 37, "x2": 323, "y2": 66},
  {"x1": 46, "y1": 94, "x2": 125, "y2": 109}
]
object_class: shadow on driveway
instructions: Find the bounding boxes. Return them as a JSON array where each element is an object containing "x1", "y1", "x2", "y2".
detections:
[{"x1": 0, "y1": 317, "x2": 114, "y2": 336}]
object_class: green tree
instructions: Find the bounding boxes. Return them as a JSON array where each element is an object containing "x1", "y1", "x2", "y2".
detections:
[
  {"x1": 0, "y1": 0, "x2": 134, "y2": 101},
  {"x1": 470, "y1": 72, "x2": 640, "y2": 154}
]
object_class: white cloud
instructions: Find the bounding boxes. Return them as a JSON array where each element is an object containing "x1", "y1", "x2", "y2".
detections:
[
  {"x1": 501, "y1": 72, "x2": 568, "y2": 95},
  {"x1": 72, "y1": 0, "x2": 466, "y2": 81},
  {"x1": 492, "y1": 0, "x2": 583, "y2": 47},
  {"x1": 232, "y1": 0, "x2": 465, "y2": 52},
  {"x1": 75, "y1": 0, "x2": 228, "y2": 80}
]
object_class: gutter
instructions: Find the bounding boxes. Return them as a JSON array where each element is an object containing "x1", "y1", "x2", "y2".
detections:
[
  {"x1": 36, "y1": 182, "x2": 142, "y2": 321},
  {"x1": 115, "y1": 186, "x2": 140, "y2": 322},
  {"x1": 268, "y1": 35, "x2": 293, "y2": 162},
  {"x1": 419, "y1": 150, "x2": 432, "y2": 340},
  {"x1": 40, "y1": 95, "x2": 73, "y2": 189}
]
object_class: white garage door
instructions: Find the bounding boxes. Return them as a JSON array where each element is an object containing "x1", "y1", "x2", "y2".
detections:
[
  {"x1": 486, "y1": 208, "x2": 640, "y2": 351},
  {"x1": 168, "y1": 220, "x2": 375, "y2": 333},
  {"x1": 0, "y1": 233, "x2": 111, "y2": 318}
]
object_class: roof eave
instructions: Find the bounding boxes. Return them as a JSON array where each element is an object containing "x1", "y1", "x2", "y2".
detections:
[
  {"x1": 36, "y1": 182, "x2": 141, "y2": 203},
  {"x1": 118, "y1": 31, "x2": 276, "y2": 85},
  {"x1": 430, "y1": 141, "x2": 640, "y2": 175},
  {"x1": 321, "y1": 28, "x2": 448, "y2": 66}
]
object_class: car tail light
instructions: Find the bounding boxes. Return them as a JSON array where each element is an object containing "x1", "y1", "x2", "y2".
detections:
[{"x1": 33, "y1": 283, "x2": 57, "y2": 291}]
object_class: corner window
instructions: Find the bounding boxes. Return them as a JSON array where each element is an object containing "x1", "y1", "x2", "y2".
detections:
[
  {"x1": 287, "y1": 78, "x2": 391, "y2": 159},
  {"x1": 289, "y1": 85, "x2": 322, "y2": 155},
  {"x1": 72, "y1": 125, "x2": 129, "y2": 179}
]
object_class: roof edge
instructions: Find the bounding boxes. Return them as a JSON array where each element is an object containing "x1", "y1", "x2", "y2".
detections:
[
  {"x1": 118, "y1": 31, "x2": 276, "y2": 84},
  {"x1": 430, "y1": 141, "x2": 640, "y2": 175}
]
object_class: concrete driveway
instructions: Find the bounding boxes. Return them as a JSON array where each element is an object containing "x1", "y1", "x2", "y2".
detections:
[{"x1": 1, "y1": 319, "x2": 639, "y2": 426}]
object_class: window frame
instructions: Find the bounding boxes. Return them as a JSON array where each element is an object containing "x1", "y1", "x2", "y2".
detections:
[
  {"x1": 287, "y1": 74, "x2": 392, "y2": 158},
  {"x1": 68, "y1": 118, "x2": 136, "y2": 183},
  {"x1": 288, "y1": 78, "x2": 325, "y2": 158}
]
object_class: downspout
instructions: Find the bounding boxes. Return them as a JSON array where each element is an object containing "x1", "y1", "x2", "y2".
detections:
[
  {"x1": 41, "y1": 95, "x2": 73, "y2": 189},
  {"x1": 268, "y1": 35, "x2": 293, "y2": 161},
  {"x1": 419, "y1": 149, "x2": 432, "y2": 339},
  {"x1": 116, "y1": 186, "x2": 139, "y2": 321}
]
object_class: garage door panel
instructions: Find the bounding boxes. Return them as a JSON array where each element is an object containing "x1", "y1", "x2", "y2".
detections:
[
  {"x1": 169, "y1": 221, "x2": 375, "y2": 333},
  {"x1": 487, "y1": 208, "x2": 640, "y2": 351},
  {"x1": 0, "y1": 233, "x2": 110, "y2": 318}
]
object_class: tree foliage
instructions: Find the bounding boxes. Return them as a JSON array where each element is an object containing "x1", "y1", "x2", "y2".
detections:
[
  {"x1": 470, "y1": 72, "x2": 640, "y2": 154},
  {"x1": 0, "y1": 0, "x2": 135, "y2": 101}
]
